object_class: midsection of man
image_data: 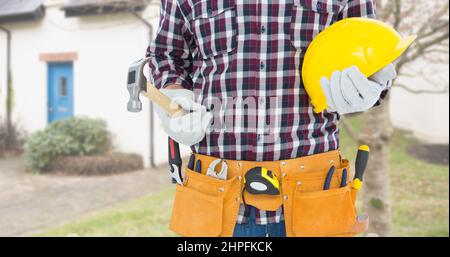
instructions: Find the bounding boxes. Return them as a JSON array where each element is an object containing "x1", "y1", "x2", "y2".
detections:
[
  {"x1": 149, "y1": 0, "x2": 367, "y2": 161},
  {"x1": 146, "y1": 0, "x2": 393, "y2": 237}
]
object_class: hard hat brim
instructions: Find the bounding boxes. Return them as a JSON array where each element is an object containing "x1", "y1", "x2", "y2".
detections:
[{"x1": 367, "y1": 34, "x2": 417, "y2": 77}]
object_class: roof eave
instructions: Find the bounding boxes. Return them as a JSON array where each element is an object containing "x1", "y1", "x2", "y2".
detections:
[
  {"x1": 0, "y1": 5, "x2": 45, "y2": 24},
  {"x1": 63, "y1": 3, "x2": 146, "y2": 17}
]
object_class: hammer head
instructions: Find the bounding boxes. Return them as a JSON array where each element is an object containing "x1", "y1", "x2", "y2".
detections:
[{"x1": 127, "y1": 58, "x2": 150, "y2": 112}]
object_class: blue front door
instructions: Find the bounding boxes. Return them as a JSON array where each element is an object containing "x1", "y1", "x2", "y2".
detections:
[{"x1": 48, "y1": 63, "x2": 74, "y2": 123}]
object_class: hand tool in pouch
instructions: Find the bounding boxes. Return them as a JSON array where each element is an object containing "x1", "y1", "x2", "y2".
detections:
[
  {"x1": 242, "y1": 167, "x2": 280, "y2": 206},
  {"x1": 206, "y1": 159, "x2": 228, "y2": 180},
  {"x1": 323, "y1": 166, "x2": 336, "y2": 190},
  {"x1": 188, "y1": 154, "x2": 196, "y2": 170},
  {"x1": 168, "y1": 137, "x2": 183, "y2": 185},
  {"x1": 195, "y1": 159, "x2": 202, "y2": 173},
  {"x1": 324, "y1": 166, "x2": 349, "y2": 189},
  {"x1": 341, "y1": 168, "x2": 348, "y2": 188},
  {"x1": 353, "y1": 145, "x2": 370, "y2": 190}
]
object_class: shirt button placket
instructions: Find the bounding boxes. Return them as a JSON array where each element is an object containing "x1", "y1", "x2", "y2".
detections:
[
  {"x1": 316, "y1": 2, "x2": 322, "y2": 12},
  {"x1": 257, "y1": 97, "x2": 265, "y2": 144},
  {"x1": 259, "y1": 97, "x2": 265, "y2": 106},
  {"x1": 260, "y1": 61, "x2": 265, "y2": 71}
]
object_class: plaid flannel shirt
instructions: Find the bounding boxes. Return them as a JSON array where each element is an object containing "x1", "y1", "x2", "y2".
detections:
[{"x1": 147, "y1": 0, "x2": 380, "y2": 225}]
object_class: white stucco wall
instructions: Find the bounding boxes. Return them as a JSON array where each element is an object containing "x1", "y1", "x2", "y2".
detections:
[
  {"x1": 0, "y1": 1, "x2": 191, "y2": 166},
  {"x1": 391, "y1": 64, "x2": 449, "y2": 144},
  {"x1": 391, "y1": 89, "x2": 449, "y2": 144}
]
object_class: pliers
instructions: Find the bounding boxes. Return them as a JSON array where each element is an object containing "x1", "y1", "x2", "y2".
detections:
[{"x1": 323, "y1": 166, "x2": 348, "y2": 190}]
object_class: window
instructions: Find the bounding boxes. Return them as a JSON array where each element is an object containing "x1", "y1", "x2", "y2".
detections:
[{"x1": 60, "y1": 77, "x2": 67, "y2": 96}]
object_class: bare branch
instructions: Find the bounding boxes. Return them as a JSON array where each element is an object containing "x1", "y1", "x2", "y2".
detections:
[
  {"x1": 397, "y1": 28, "x2": 449, "y2": 72},
  {"x1": 393, "y1": 0, "x2": 402, "y2": 30},
  {"x1": 394, "y1": 83, "x2": 449, "y2": 94}
]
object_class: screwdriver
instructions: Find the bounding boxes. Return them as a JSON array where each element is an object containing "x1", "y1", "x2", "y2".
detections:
[
  {"x1": 168, "y1": 137, "x2": 183, "y2": 184},
  {"x1": 352, "y1": 145, "x2": 370, "y2": 190}
]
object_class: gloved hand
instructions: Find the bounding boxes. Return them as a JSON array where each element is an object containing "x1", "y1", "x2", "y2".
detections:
[
  {"x1": 320, "y1": 64, "x2": 397, "y2": 115},
  {"x1": 143, "y1": 66, "x2": 212, "y2": 145},
  {"x1": 153, "y1": 89, "x2": 213, "y2": 146}
]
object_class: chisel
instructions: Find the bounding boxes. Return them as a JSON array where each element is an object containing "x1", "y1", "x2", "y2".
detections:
[{"x1": 352, "y1": 145, "x2": 370, "y2": 190}]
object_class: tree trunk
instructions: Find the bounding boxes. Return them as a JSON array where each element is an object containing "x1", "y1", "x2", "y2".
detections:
[{"x1": 361, "y1": 96, "x2": 394, "y2": 236}]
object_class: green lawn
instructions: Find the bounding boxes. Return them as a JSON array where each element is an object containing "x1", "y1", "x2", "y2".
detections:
[{"x1": 37, "y1": 117, "x2": 449, "y2": 237}]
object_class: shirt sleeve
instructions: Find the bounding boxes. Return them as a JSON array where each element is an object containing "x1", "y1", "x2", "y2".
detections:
[
  {"x1": 146, "y1": 0, "x2": 194, "y2": 90},
  {"x1": 338, "y1": 0, "x2": 389, "y2": 106},
  {"x1": 338, "y1": 0, "x2": 377, "y2": 19}
]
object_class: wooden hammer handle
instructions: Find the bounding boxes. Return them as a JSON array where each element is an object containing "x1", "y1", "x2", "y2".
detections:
[{"x1": 144, "y1": 82, "x2": 185, "y2": 118}]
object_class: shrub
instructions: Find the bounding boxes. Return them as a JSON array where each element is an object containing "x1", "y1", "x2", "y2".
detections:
[
  {"x1": 47, "y1": 153, "x2": 144, "y2": 176},
  {"x1": 0, "y1": 120, "x2": 25, "y2": 157},
  {"x1": 24, "y1": 117, "x2": 112, "y2": 172}
]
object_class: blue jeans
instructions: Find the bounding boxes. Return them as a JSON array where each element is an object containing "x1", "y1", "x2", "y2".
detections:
[{"x1": 233, "y1": 207, "x2": 286, "y2": 237}]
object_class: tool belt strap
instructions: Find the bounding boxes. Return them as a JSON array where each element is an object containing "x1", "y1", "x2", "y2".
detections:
[{"x1": 192, "y1": 150, "x2": 342, "y2": 211}]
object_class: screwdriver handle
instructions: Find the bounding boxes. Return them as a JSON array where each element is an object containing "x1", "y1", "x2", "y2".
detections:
[
  {"x1": 169, "y1": 137, "x2": 182, "y2": 184},
  {"x1": 353, "y1": 145, "x2": 370, "y2": 190}
]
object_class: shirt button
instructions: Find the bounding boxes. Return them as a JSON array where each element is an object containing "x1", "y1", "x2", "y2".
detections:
[
  {"x1": 207, "y1": 8, "x2": 213, "y2": 15},
  {"x1": 316, "y1": 3, "x2": 322, "y2": 12},
  {"x1": 259, "y1": 98, "x2": 265, "y2": 106},
  {"x1": 257, "y1": 134, "x2": 262, "y2": 142},
  {"x1": 260, "y1": 25, "x2": 266, "y2": 34},
  {"x1": 260, "y1": 61, "x2": 265, "y2": 70}
]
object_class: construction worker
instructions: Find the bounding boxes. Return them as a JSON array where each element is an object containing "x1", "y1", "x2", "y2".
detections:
[{"x1": 146, "y1": 0, "x2": 397, "y2": 237}]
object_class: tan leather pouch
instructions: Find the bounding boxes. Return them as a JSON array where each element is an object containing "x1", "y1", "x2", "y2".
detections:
[
  {"x1": 170, "y1": 169, "x2": 241, "y2": 237},
  {"x1": 283, "y1": 160, "x2": 368, "y2": 237},
  {"x1": 291, "y1": 183, "x2": 357, "y2": 237}
]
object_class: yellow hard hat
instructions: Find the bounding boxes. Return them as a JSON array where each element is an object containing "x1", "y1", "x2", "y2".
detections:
[{"x1": 302, "y1": 18, "x2": 417, "y2": 113}]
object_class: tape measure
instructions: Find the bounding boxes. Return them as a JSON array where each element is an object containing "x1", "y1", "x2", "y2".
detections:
[{"x1": 244, "y1": 167, "x2": 280, "y2": 195}]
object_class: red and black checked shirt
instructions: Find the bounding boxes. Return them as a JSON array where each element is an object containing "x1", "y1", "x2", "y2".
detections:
[{"x1": 147, "y1": 0, "x2": 379, "y2": 225}]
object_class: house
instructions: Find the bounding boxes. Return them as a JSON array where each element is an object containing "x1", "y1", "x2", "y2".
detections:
[{"x1": 0, "y1": 0, "x2": 191, "y2": 167}]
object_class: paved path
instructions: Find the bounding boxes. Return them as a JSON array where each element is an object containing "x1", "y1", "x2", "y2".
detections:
[{"x1": 0, "y1": 157, "x2": 172, "y2": 236}]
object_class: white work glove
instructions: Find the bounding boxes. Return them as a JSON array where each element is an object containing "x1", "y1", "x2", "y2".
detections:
[
  {"x1": 153, "y1": 89, "x2": 213, "y2": 146},
  {"x1": 320, "y1": 64, "x2": 397, "y2": 115},
  {"x1": 144, "y1": 67, "x2": 212, "y2": 145}
]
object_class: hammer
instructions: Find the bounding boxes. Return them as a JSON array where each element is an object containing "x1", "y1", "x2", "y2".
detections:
[
  {"x1": 127, "y1": 57, "x2": 184, "y2": 117},
  {"x1": 127, "y1": 57, "x2": 184, "y2": 184}
]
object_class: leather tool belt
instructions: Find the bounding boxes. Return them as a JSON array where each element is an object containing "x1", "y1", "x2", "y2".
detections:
[{"x1": 170, "y1": 150, "x2": 369, "y2": 237}]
